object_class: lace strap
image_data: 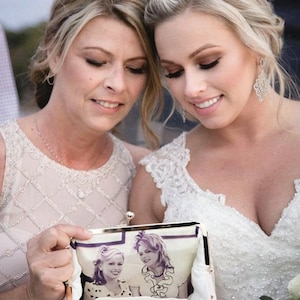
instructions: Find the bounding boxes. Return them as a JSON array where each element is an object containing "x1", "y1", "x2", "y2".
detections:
[
  {"x1": 294, "y1": 179, "x2": 300, "y2": 193},
  {"x1": 140, "y1": 133, "x2": 189, "y2": 189}
]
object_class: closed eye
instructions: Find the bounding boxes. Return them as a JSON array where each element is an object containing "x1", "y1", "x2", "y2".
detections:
[
  {"x1": 127, "y1": 66, "x2": 147, "y2": 75},
  {"x1": 200, "y1": 59, "x2": 219, "y2": 70},
  {"x1": 86, "y1": 58, "x2": 105, "y2": 67},
  {"x1": 164, "y1": 69, "x2": 184, "y2": 79}
]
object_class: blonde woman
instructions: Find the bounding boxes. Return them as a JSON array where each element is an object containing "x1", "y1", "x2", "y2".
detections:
[
  {"x1": 84, "y1": 245, "x2": 131, "y2": 298},
  {"x1": 0, "y1": 0, "x2": 161, "y2": 299}
]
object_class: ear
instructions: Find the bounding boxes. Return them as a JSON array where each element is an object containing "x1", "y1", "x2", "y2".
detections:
[
  {"x1": 47, "y1": 50, "x2": 60, "y2": 75},
  {"x1": 255, "y1": 53, "x2": 264, "y2": 66}
]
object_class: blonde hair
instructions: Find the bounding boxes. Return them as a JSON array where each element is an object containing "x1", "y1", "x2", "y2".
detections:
[
  {"x1": 31, "y1": 0, "x2": 162, "y2": 149},
  {"x1": 145, "y1": 0, "x2": 299, "y2": 106}
]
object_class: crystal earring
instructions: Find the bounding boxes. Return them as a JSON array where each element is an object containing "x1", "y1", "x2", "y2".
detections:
[
  {"x1": 179, "y1": 106, "x2": 186, "y2": 123},
  {"x1": 253, "y1": 58, "x2": 269, "y2": 102}
]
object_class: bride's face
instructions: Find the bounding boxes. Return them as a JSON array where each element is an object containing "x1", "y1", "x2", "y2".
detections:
[{"x1": 155, "y1": 9, "x2": 259, "y2": 130}]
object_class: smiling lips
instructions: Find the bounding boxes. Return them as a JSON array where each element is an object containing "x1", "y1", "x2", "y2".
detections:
[
  {"x1": 195, "y1": 95, "x2": 221, "y2": 109},
  {"x1": 95, "y1": 99, "x2": 120, "y2": 108},
  {"x1": 111, "y1": 270, "x2": 121, "y2": 275}
]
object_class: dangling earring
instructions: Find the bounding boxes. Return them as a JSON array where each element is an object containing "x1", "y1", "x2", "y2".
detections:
[
  {"x1": 46, "y1": 76, "x2": 54, "y2": 86},
  {"x1": 253, "y1": 58, "x2": 269, "y2": 102},
  {"x1": 179, "y1": 106, "x2": 186, "y2": 123}
]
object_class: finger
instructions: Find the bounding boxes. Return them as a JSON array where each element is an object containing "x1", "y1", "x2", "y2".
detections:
[
  {"x1": 28, "y1": 224, "x2": 92, "y2": 252},
  {"x1": 53, "y1": 224, "x2": 93, "y2": 241},
  {"x1": 52, "y1": 224, "x2": 93, "y2": 250}
]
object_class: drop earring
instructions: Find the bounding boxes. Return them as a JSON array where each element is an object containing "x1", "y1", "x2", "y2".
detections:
[{"x1": 253, "y1": 58, "x2": 269, "y2": 102}]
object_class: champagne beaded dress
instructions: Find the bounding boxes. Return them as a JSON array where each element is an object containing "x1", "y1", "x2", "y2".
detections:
[{"x1": 0, "y1": 121, "x2": 135, "y2": 293}]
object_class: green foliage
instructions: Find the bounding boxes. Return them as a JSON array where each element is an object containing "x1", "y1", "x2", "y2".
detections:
[{"x1": 5, "y1": 22, "x2": 46, "y2": 101}]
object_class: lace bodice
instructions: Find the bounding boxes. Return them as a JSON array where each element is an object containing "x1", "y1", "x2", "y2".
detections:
[
  {"x1": 140, "y1": 132, "x2": 300, "y2": 300},
  {"x1": 0, "y1": 121, "x2": 135, "y2": 292}
]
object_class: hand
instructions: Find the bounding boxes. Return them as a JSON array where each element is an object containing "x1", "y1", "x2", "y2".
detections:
[{"x1": 26, "y1": 224, "x2": 92, "y2": 300}]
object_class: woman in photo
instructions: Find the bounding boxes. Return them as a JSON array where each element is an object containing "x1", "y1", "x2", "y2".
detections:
[
  {"x1": 84, "y1": 245, "x2": 132, "y2": 298},
  {"x1": 130, "y1": 231, "x2": 188, "y2": 298}
]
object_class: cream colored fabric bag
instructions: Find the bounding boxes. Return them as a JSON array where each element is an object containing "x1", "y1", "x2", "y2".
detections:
[{"x1": 69, "y1": 222, "x2": 216, "y2": 300}]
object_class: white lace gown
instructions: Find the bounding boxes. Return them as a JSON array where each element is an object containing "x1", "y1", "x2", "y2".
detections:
[
  {"x1": 0, "y1": 121, "x2": 135, "y2": 293},
  {"x1": 140, "y1": 132, "x2": 300, "y2": 300}
]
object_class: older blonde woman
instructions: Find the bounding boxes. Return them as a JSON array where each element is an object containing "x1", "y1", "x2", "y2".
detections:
[{"x1": 0, "y1": 0, "x2": 161, "y2": 299}]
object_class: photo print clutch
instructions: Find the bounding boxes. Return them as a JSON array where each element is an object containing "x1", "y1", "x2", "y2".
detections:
[{"x1": 69, "y1": 221, "x2": 215, "y2": 300}]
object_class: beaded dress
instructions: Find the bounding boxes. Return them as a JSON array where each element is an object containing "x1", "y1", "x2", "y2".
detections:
[
  {"x1": 0, "y1": 121, "x2": 135, "y2": 293},
  {"x1": 140, "y1": 132, "x2": 300, "y2": 300}
]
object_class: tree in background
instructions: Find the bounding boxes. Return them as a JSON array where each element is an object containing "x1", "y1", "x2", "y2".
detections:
[{"x1": 5, "y1": 23, "x2": 45, "y2": 104}]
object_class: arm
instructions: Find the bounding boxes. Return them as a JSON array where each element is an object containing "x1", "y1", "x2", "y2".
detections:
[
  {"x1": 0, "y1": 224, "x2": 92, "y2": 300},
  {"x1": 128, "y1": 163, "x2": 165, "y2": 225}
]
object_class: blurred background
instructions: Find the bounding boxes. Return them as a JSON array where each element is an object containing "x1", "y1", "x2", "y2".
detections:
[{"x1": 0, "y1": 0, "x2": 299, "y2": 146}]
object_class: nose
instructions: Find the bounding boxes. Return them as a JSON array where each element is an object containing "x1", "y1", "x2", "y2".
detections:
[
  {"x1": 104, "y1": 65, "x2": 126, "y2": 93},
  {"x1": 184, "y1": 69, "x2": 207, "y2": 98}
]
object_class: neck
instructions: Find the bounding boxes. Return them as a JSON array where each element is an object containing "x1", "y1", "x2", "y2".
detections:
[
  {"x1": 34, "y1": 112, "x2": 111, "y2": 170},
  {"x1": 149, "y1": 266, "x2": 164, "y2": 277},
  {"x1": 194, "y1": 93, "x2": 283, "y2": 147}
]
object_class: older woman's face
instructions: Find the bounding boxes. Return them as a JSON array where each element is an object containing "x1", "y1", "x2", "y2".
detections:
[
  {"x1": 138, "y1": 244, "x2": 159, "y2": 267},
  {"x1": 50, "y1": 16, "x2": 148, "y2": 134}
]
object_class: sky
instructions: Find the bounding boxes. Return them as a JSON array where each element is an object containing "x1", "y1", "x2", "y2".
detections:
[{"x1": 0, "y1": 0, "x2": 54, "y2": 31}]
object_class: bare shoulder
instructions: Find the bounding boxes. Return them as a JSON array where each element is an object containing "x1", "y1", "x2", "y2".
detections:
[{"x1": 123, "y1": 142, "x2": 151, "y2": 167}]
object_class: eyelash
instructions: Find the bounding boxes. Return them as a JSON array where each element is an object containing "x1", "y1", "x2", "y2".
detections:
[
  {"x1": 164, "y1": 59, "x2": 220, "y2": 79},
  {"x1": 86, "y1": 58, "x2": 104, "y2": 67},
  {"x1": 86, "y1": 59, "x2": 146, "y2": 75},
  {"x1": 128, "y1": 67, "x2": 146, "y2": 75},
  {"x1": 200, "y1": 59, "x2": 219, "y2": 70}
]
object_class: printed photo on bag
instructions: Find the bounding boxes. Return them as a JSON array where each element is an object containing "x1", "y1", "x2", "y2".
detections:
[{"x1": 69, "y1": 222, "x2": 210, "y2": 299}]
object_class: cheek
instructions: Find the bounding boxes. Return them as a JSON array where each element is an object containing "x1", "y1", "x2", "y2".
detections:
[
  {"x1": 61, "y1": 58, "x2": 95, "y2": 88},
  {"x1": 129, "y1": 77, "x2": 147, "y2": 98},
  {"x1": 221, "y1": 54, "x2": 257, "y2": 92},
  {"x1": 166, "y1": 79, "x2": 184, "y2": 100}
]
